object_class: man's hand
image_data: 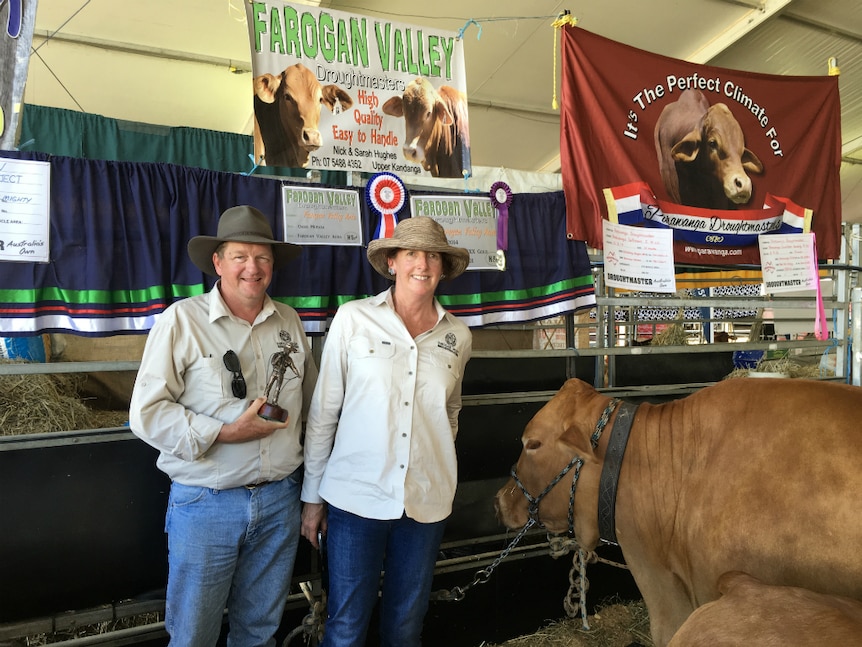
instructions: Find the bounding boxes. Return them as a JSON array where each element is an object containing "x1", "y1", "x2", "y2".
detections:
[
  {"x1": 217, "y1": 397, "x2": 288, "y2": 443},
  {"x1": 301, "y1": 502, "x2": 327, "y2": 549}
]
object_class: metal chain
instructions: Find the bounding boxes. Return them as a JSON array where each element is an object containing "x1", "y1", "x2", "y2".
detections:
[{"x1": 430, "y1": 518, "x2": 536, "y2": 602}]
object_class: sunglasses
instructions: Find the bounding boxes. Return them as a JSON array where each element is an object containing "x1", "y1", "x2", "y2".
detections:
[{"x1": 222, "y1": 350, "x2": 247, "y2": 399}]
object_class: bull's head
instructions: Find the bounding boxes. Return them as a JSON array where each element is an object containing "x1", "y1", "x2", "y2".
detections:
[
  {"x1": 495, "y1": 379, "x2": 608, "y2": 550},
  {"x1": 275, "y1": 64, "x2": 353, "y2": 154},
  {"x1": 671, "y1": 103, "x2": 763, "y2": 205},
  {"x1": 382, "y1": 78, "x2": 453, "y2": 167}
]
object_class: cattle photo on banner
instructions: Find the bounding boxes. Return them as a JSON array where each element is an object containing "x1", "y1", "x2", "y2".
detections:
[
  {"x1": 245, "y1": 2, "x2": 471, "y2": 179},
  {"x1": 558, "y1": 26, "x2": 842, "y2": 265}
]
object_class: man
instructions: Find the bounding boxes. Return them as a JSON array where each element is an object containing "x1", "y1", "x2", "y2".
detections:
[{"x1": 130, "y1": 205, "x2": 317, "y2": 646}]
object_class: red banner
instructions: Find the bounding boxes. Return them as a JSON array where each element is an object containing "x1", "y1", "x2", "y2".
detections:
[{"x1": 559, "y1": 26, "x2": 842, "y2": 264}]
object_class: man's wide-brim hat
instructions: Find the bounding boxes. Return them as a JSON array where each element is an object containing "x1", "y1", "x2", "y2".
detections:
[
  {"x1": 188, "y1": 205, "x2": 301, "y2": 276},
  {"x1": 366, "y1": 216, "x2": 470, "y2": 281}
]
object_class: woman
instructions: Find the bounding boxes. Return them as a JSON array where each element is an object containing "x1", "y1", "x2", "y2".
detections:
[{"x1": 300, "y1": 216, "x2": 473, "y2": 647}]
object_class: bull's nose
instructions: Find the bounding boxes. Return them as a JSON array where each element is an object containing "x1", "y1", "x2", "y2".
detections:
[
  {"x1": 301, "y1": 129, "x2": 322, "y2": 149},
  {"x1": 727, "y1": 175, "x2": 752, "y2": 203}
]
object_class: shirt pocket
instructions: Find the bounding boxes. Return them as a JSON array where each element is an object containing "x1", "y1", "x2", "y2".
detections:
[
  {"x1": 430, "y1": 348, "x2": 462, "y2": 380},
  {"x1": 348, "y1": 336, "x2": 396, "y2": 384},
  {"x1": 185, "y1": 355, "x2": 231, "y2": 400},
  {"x1": 349, "y1": 336, "x2": 396, "y2": 360}
]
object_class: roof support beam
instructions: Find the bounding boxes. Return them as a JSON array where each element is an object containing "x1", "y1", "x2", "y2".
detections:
[{"x1": 686, "y1": 0, "x2": 794, "y2": 63}]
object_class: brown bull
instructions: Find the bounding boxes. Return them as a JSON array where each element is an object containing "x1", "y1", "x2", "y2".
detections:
[
  {"x1": 654, "y1": 88, "x2": 763, "y2": 209},
  {"x1": 253, "y1": 63, "x2": 352, "y2": 168},
  {"x1": 668, "y1": 572, "x2": 862, "y2": 646},
  {"x1": 495, "y1": 378, "x2": 862, "y2": 647},
  {"x1": 382, "y1": 78, "x2": 471, "y2": 178}
]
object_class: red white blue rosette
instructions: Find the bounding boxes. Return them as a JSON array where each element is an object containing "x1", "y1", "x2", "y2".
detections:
[
  {"x1": 366, "y1": 172, "x2": 406, "y2": 240},
  {"x1": 490, "y1": 181, "x2": 513, "y2": 251}
]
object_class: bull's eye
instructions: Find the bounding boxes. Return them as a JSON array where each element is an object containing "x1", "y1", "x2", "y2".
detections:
[
  {"x1": 525, "y1": 438, "x2": 542, "y2": 451},
  {"x1": 708, "y1": 139, "x2": 718, "y2": 151}
]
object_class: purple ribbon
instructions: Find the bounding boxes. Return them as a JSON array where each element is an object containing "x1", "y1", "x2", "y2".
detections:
[{"x1": 490, "y1": 181, "x2": 513, "y2": 250}]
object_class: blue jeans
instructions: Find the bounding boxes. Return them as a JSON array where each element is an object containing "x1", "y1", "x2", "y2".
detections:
[
  {"x1": 321, "y1": 505, "x2": 447, "y2": 647},
  {"x1": 164, "y1": 474, "x2": 302, "y2": 647}
]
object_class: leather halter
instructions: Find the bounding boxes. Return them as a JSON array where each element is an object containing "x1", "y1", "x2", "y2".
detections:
[{"x1": 510, "y1": 397, "x2": 622, "y2": 536}]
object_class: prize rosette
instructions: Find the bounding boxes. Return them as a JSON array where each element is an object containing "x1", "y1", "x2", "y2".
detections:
[
  {"x1": 490, "y1": 181, "x2": 513, "y2": 251},
  {"x1": 366, "y1": 172, "x2": 406, "y2": 240}
]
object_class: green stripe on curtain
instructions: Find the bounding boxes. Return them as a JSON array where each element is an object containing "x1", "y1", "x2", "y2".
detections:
[
  {"x1": 19, "y1": 103, "x2": 347, "y2": 182},
  {"x1": 0, "y1": 284, "x2": 204, "y2": 304}
]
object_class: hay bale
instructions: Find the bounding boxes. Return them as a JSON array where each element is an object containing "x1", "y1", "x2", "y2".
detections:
[
  {"x1": 0, "y1": 360, "x2": 128, "y2": 435},
  {"x1": 724, "y1": 356, "x2": 829, "y2": 381},
  {"x1": 485, "y1": 599, "x2": 652, "y2": 647},
  {"x1": 51, "y1": 333, "x2": 146, "y2": 410}
]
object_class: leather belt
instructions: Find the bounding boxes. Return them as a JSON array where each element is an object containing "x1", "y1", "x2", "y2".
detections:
[{"x1": 244, "y1": 481, "x2": 272, "y2": 490}]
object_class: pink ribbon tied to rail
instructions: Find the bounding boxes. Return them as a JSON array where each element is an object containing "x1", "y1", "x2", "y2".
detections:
[{"x1": 812, "y1": 233, "x2": 829, "y2": 341}]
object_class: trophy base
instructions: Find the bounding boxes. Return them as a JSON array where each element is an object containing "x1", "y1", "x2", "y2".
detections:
[{"x1": 258, "y1": 402, "x2": 288, "y2": 423}]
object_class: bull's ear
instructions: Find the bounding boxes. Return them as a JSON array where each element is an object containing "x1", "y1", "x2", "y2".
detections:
[
  {"x1": 253, "y1": 74, "x2": 279, "y2": 103},
  {"x1": 434, "y1": 100, "x2": 455, "y2": 126},
  {"x1": 382, "y1": 95, "x2": 403, "y2": 117},
  {"x1": 322, "y1": 86, "x2": 353, "y2": 112},
  {"x1": 742, "y1": 148, "x2": 764, "y2": 174},
  {"x1": 559, "y1": 422, "x2": 596, "y2": 460},
  {"x1": 671, "y1": 132, "x2": 700, "y2": 163}
]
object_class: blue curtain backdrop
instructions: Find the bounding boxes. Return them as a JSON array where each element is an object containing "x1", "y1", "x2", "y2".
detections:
[{"x1": 2, "y1": 108, "x2": 595, "y2": 337}]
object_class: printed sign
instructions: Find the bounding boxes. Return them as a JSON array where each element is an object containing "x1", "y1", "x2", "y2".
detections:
[
  {"x1": 758, "y1": 233, "x2": 818, "y2": 293},
  {"x1": 410, "y1": 195, "x2": 500, "y2": 271},
  {"x1": 245, "y1": 2, "x2": 470, "y2": 179},
  {"x1": 602, "y1": 219, "x2": 676, "y2": 293},
  {"x1": 281, "y1": 185, "x2": 363, "y2": 245},
  {"x1": 0, "y1": 157, "x2": 50, "y2": 263}
]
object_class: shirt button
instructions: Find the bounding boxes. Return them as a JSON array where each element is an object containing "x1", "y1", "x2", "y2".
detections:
[
  {"x1": 404, "y1": 402, "x2": 409, "y2": 406},
  {"x1": 408, "y1": 371, "x2": 413, "y2": 375},
  {"x1": 400, "y1": 464, "x2": 405, "y2": 469},
  {"x1": 402, "y1": 433, "x2": 407, "y2": 437}
]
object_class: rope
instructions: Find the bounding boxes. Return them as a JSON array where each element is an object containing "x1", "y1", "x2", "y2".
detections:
[
  {"x1": 560, "y1": 542, "x2": 631, "y2": 631},
  {"x1": 564, "y1": 548, "x2": 591, "y2": 628},
  {"x1": 281, "y1": 582, "x2": 326, "y2": 646},
  {"x1": 550, "y1": 11, "x2": 578, "y2": 109}
]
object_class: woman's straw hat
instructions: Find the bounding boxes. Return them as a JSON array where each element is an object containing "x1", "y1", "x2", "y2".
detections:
[
  {"x1": 188, "y1": 205, "x2": 301, "y2": 276},
  {"x1": 366, "y1": 216, "x2": 470, "y2": 281}
]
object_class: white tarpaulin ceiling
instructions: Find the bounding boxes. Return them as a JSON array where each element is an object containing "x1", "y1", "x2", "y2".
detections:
[{"x1": 21, "y1": 0, "x2": 862, "y2": 221}]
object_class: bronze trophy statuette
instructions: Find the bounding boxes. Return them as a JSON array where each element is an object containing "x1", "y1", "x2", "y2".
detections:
[{"x1": 258, "y1": 332, "x2": 300, "y2": 422}]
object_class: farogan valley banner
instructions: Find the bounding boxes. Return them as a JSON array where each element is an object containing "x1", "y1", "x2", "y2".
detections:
[
  {"x1": 559, "y1": 26, "x2": 842, "y2": 265},
  {"x1": 245, "y1": 2, "x2": 471, "y2": 179}
]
